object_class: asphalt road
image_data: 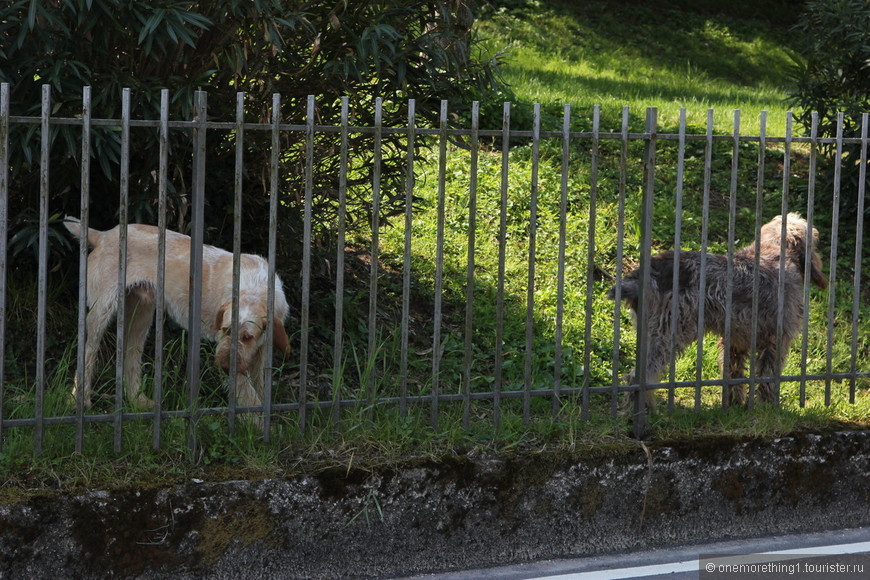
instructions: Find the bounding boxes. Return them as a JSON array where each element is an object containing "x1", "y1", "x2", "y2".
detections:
[{"x1": 401, "y1": 527, "x2": 870, "y2": 580}]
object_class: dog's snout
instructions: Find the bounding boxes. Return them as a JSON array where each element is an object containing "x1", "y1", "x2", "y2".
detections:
[{"x1": 215, "y1": 354, "x2": 249, "y2": 375}]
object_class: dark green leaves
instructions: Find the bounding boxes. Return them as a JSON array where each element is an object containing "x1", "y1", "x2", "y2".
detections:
[
  {"x1": 788, "y1": 0, "x2": 870, "y2": 241},
  {"x1": 0, "y1": 0, "x2": 502, "y2": 272}
]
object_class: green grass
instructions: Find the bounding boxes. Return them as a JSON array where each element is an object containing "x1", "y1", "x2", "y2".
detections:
[
  {"x1": 477, "y1": 0, "x2": 799, "y2": 134},
  {"x1": 2, "y1": 0, "x2": 869, "y2": 492}
]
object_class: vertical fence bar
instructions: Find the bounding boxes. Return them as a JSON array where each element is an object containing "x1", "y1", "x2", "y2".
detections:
[
  {"x1": 299, "y1": 94, "x2": 313, "y2": 433},
  {"x1": 266, "y1": 92, "x2": 283, "y2": 438},
  {"x1": 186, "y1": 90, "x2": 207, "y2": 450},
  {"x1": 721, "y1": 110, "x2": 740, "y2": 409},
  {"x1": 153, "y1": 89, "x2": 169, "y2": 449},
  {"x1": 113, "y1": 88, "x2": 131, "y2": 453},
  {"x1": 298, "y1": 94, "x2": 313, "y2": 434},
  {"x1": 523, "y1": 103, "x2": 541, "y2": 424},
  {"x1": 634, "y1": 107, "x2": 658, "y2": 434},
  {"x1": 633, "y1": 107, "x2": 656, "y2": 439},
  {"x1": 799, "y1": 113, "x2": 819, "y2": 407},
  {"x1": 334, "y1": 96, "x2": 350, "y2": 425},
  {"x1": 554, "y1": 104, "x2": 570, "y2": 418},
  {"x1": 667, "y1": 108, "x2": 687, "y2": 413},
  {"x1": 35, "y1": 85, "x2": 52, "y2": 454},
  {"x1": 74, "y1": 87, "x2": 92, "y2": 452},
  {"x1": 431, "y1": 100, "x2": 448, "y2": 428},
  {"x1": 824, "y1": 113, "x2": 844, "y2": 406},
  {"x1": 748, "y1": 111, "x2": 768, "y2": 409},
  {"x1": 611, "y1": 106, "x2": 629, "y2": 418},
  {"x1": 462, "y1": 101, "x2": 479, "y2": 429},
  {"x1": 0, "y1": 84, "x2": 8, "y2": 449},
  {"x1": 226, "y1": 91, "x2": 245, "y2": 436},
  {"x1": 399, "y1": 99, "x2": 414, "y2": 419},
  {"x1": 582, "y1": 105, "x2": 600, "y2": 421},
  {"x1": 493, "y1": 102, "x2": 511, "y2": 430},
  {"x1": 774, "y1": 113, "x2": 793, "y2": 406},
  {"x1": 367, "y1": 97, "x2": 383, "y2": 413},
  {"x1": 848, "y1": 113, "x2": 868, "y2": 403},
  {"x1": 694, "y1": 109, "x2": 714, "y2": 411}
]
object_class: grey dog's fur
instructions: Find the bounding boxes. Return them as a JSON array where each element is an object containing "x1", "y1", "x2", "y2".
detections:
[{"x1": 609, "y1": 213, "x2": 827, "y2": 409}]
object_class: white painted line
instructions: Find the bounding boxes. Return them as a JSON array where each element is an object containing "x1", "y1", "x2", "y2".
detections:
[
  {"x1": 533, "y1": 541, "x2": 870, "y2": 580},
  {"x1": 536, "y1": 558, "x2": 698, "y2": 580}
]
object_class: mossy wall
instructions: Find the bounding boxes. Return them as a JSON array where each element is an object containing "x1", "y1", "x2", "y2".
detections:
[{"x1": 1, "y1": 431, "x2": 869, "y2": 579}]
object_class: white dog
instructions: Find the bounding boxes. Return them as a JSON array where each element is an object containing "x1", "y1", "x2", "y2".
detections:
[{"x1": 64, "y1": 217, "x2": 291, "y2": 415}]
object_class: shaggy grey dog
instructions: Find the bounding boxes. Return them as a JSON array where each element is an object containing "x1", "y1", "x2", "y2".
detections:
[{"x1": 609, "y1": 213, "x2": 827, "y2": 410}]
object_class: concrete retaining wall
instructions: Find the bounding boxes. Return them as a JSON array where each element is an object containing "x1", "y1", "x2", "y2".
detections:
[{"x1": 1, "y1": 430, "x2": 869, "y2": 578}]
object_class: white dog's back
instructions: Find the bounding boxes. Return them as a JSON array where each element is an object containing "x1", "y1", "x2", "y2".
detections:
[{"x1": 63, "y1": 217, "x2": 289, "y2": 341}]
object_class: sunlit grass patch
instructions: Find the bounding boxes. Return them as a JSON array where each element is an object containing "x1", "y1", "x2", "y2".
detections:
[{"x1": 477, "y1": 0, "x2": 797, "y2": 134}]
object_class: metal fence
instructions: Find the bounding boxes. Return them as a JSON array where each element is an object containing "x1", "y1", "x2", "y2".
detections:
[{"x1": 1, "y1": 84, "x2": 868, "y2": 452}]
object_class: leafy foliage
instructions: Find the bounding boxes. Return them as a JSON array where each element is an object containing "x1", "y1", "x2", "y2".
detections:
[
  {"x1": 787, "y1": 0, "x2": 870, "y2": 238},
  {"x1": 0, "y1": 0, "x2": 502, "y2": 266}
]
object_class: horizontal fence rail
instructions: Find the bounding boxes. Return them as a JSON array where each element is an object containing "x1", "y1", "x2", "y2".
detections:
[{"x1": 0, "y1": 84, "x2": 868, "y2": 452}]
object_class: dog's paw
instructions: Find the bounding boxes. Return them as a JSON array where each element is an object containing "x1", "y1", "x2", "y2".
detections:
[
  {"x1": 617, "y1": 392, "x2": 634, "y2": 418},
  {"x1": 724, "y1": 385, "x2": 748, "y2": 408},
  {"x1": 132, "y1": 394, "x2": 156, "y2": 411},
  {"x1": 617, "y1": 390, "x2": 658, "y2": 418}
]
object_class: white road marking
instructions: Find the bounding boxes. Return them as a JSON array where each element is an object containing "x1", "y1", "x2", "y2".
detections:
[{"x1": 534, "y1": 541, "x2": 870, "y2": 580}]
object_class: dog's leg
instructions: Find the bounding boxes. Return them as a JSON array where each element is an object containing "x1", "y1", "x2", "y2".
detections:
[
  {"x1": 620, "y1": 369, "x2": 662, "y2": 417},
  {"x1": 123, "y1": 287, "x2": 156, "y2": 410},
  {"x1": 755, "y1": 339, "x2": 789, "y2": 405},
  {"x1": 74, "y1": 295, "x2": 117, "y2": 408},
  {"x1": 719, "y1": 339, "x2": 748, "y2": 407},
  {"x1": 621, "y1": 323, "x2": 673, "y2": 417},
  {"x1": 236, "y1": 345, "x2": 266, "y2": 428}
]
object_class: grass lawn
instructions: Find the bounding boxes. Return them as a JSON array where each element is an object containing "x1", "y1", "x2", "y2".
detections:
[{"x1": 476, "y1": 0, "x2": 799, "y2": 134}]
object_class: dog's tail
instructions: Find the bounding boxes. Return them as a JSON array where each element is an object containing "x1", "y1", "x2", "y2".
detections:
[{"x1": 63, "y1": 216, "x2": 101, "y2": 247}]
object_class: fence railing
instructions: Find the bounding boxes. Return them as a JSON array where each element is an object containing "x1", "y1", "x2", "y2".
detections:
[{"x1": 1, "y1": 84, "x2": 868, "y2": 452}]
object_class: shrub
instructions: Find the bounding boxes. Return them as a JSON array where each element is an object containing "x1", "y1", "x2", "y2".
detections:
[
  {"x1": 787, "y1": 0, "x2": 870, "y2": 244},
  {"x1": 0, "y1": 0, "x2": 503, "y2": 267}
]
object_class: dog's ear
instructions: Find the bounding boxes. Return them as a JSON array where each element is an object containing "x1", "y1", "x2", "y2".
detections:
[
  {"x1": 809, "y1": 251, "x2": 828, "y2": 289},
  {"x1": 272, "y1": 317, "x2": 292, "y2": 358},
  {"x1": 809, "y1": 227, "x2": 828, "y2": 289},
  {"x1": 794, "y1": 225, "x2": 827, "y2": 290},
  {"x1": 215, "y1": 303, "x2": 229, "y2": 333}
]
